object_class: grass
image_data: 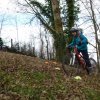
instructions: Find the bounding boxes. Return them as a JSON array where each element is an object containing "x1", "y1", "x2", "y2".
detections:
[
  {"x1": 83, "y1": 88, "x2": 100, "y2": 100},
  {"x1": 0, "y1": 67, "x2": 67, "y2": 99}
]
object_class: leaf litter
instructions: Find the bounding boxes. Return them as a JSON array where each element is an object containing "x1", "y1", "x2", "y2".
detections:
[{"x1": 0, "y1": 51, "x2": 100, "y2": 100}]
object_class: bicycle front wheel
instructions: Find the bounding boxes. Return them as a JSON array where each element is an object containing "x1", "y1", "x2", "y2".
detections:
[
  {"x1": 62, "y1": 54, "x2": 81, "y2": 76},
  {"x1": 62, "y1": 54, "x2": 71, "y2": 75}
]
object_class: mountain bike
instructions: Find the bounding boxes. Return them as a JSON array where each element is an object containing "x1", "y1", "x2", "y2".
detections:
[{"x1": 62, "y1": 46, "x2": 98, "y2": 75}]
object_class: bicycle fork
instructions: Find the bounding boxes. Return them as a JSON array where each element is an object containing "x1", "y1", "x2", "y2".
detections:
[{"x1": 69, "y1": 53, "x2": 76, "y2": 66}]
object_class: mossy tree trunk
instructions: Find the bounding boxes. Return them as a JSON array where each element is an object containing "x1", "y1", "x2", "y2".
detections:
[{"x1": 50, "y1": 0, "x2": 66, "y2": 61}]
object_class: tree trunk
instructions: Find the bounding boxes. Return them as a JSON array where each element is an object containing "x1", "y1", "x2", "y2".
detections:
[
  {"x1": 54, "y1": 33, "x2": 66, "y2": 61},
  {"x1": 39, "y1": 24, "x2": 44, "y2": 59},
  {"x1": 51, "y1": 0, "x2": 66, "y2": 61},
  {"x1": 45, "y1": 29, "x2": 49, "y2": 60}
]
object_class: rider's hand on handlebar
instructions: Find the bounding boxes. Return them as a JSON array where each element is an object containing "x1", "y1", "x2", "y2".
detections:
[{"x1": 66, "y1": 45, "x2": 70, "y2": 49}]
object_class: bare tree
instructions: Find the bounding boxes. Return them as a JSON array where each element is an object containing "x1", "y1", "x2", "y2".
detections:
[
  {"x1": 89, "y1": 0, "x2": 100, "y2": 69},
  {"x1": 15, "y1": 16, "x2": 20, "y2": 50},
  {"x1": 79, "y1": 0, "x2": 100, "y2": 69},
  {"x1": 29, "y1": 34, "x2": 36, "y2": 56},
  {"x1": 44, "y1": 29, "x2": 49, "y2": 60},
  {"x1": 39, "y1": 24, "x2": 44, "y2": 59},
  {"x1": 0, "y1": 14, "x2": 6, "y2": 37}
]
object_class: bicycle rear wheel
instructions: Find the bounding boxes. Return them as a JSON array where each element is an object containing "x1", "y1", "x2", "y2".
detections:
[{"x1": 89, "y1": 58, "x2": 98, "y2": 75}]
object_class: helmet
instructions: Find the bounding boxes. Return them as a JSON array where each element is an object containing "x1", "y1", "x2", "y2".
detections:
[
  {"x1": 70, "y1": 27, "x2": 79, "y2": 32},
  {"x1": 78, "y1": 28, "x2": 83, "y2": 33}
]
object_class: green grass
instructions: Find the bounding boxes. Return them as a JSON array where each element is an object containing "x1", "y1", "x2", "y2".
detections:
[
  {"x1": 83, "y1": 88, "x2": 100, "y2": 100},
  {"x1": 0, "y1": 69, "x2": 67, "y2": 99},
  {"x1": 31, "y1": 71, "x2": 50, "y2": 83}
]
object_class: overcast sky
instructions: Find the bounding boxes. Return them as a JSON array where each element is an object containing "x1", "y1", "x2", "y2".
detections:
[{"x1": 0, "y1": 0, "x2": 41, "y2": 47}]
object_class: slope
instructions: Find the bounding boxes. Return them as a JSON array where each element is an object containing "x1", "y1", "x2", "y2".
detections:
[{"x1": 0, "y1": 51, "x2": 100, "y2": 100}]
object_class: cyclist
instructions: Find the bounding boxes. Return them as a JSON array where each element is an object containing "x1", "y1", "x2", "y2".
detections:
[{"x1": 67, "y1": 27, "x2": 92, "y2": 74}]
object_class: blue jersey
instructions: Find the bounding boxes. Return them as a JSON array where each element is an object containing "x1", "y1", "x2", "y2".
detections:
[{"x1": 68, "y1": 33, "x2": 88, "y2": 50}]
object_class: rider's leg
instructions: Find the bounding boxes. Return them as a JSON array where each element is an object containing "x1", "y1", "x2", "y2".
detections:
[{"x1": 78, "y1": 49, "x2": 92, "y2": 74}]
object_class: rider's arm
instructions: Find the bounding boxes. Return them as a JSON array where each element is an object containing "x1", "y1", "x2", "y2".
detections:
[{"x1": 68, "y1": 37, "x2": 76, "y2": 47}]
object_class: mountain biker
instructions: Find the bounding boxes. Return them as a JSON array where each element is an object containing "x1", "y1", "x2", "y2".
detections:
[{"x1": 67, "y1": 27, "x2": 92, "y2": 74}]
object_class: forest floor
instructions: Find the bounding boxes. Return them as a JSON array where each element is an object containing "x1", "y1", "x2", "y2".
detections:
[{"x1": 0, "y1": 51, "x2": 100, "y2": 100}]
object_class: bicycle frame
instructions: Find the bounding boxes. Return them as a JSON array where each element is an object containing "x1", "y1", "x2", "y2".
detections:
[
  {"x1": 69, "y1": 46, "x2": 86, "y2": 66},
  {"x1": 62, "y1": 46, "x2": 97, "y2": 75}
]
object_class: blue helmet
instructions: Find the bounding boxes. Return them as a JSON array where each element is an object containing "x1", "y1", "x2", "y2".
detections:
[{"x1": 70, "y1": 27, "x2": 79, "y2": 32}]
